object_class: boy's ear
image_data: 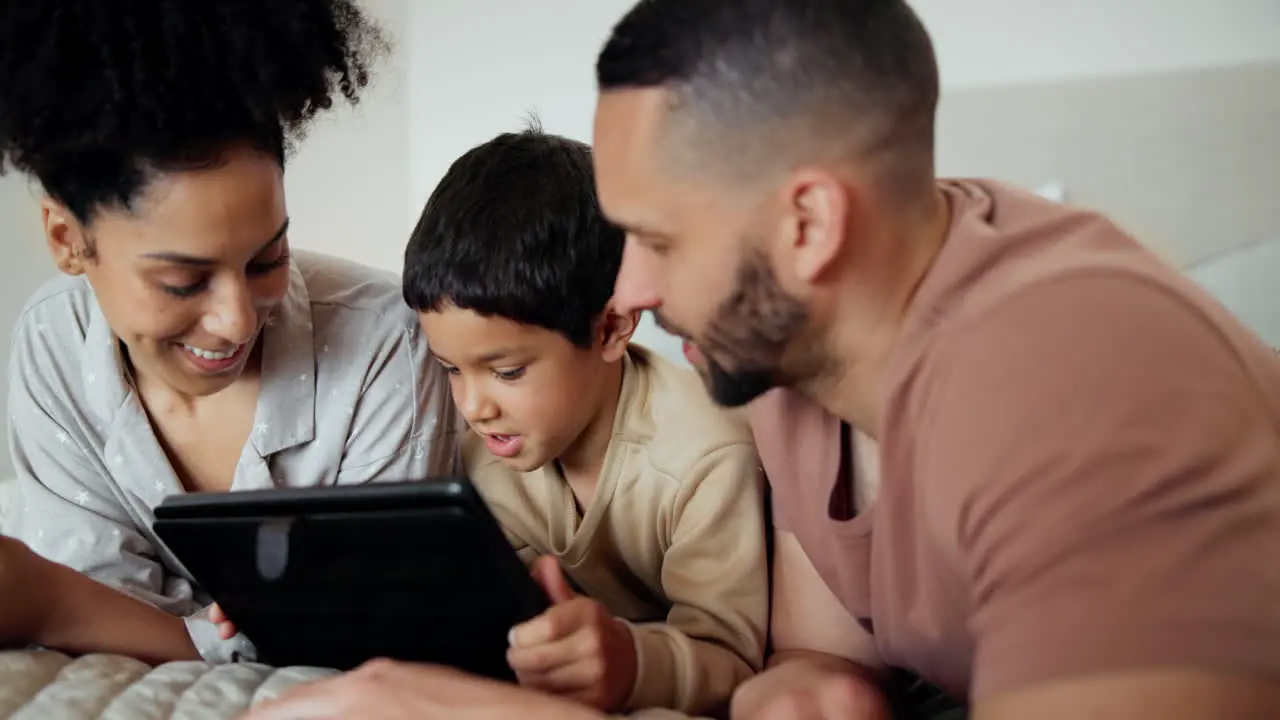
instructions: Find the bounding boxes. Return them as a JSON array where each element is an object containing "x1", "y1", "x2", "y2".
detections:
[{"x1": 597, "y1": 306, "x2": 639, "y2": 363}]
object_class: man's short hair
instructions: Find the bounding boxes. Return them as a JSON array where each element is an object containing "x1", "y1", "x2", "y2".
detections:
[{"x1": 596, "y1": 0, "x2": 940, "y2": 196}]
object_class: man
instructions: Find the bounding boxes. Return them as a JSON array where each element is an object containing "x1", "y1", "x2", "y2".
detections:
[
  {"x1": 588, "y1": 1, "x2": 1280, "y2": 718},
  {"x1": 246, "y1": 1, "x2": 1280, "y2": 718}
]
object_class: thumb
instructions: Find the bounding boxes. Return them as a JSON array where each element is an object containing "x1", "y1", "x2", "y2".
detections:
[{"x1": 532, "y1": 555, "x2": 576, "y2": 604}]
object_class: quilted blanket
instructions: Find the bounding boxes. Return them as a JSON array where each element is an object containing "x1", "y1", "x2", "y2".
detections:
[{"x1": 0, "y1": 650, "x2": 336, "y2": 719}]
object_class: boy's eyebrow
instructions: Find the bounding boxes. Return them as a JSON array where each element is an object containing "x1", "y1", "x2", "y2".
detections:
[
  {"x1": 474, "y1": 347, "x2": 527, "y2": 364},
  {"x1": 429, "y1": 347, "x2": 527, "y2": 365}
]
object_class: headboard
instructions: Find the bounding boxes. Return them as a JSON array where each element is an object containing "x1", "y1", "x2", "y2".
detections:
[{"x1": 935, "y1": 60, "x2": 1280, "y2": 269}]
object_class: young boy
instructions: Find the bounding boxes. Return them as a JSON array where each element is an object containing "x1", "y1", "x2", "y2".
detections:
[{"x1": 401, "y1": 125, "x2": 769, "y2": 717}]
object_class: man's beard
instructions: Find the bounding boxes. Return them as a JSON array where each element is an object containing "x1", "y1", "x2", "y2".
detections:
[
  {"x1": 657, "y1": 249, "x2": 809, "y2": 408},
  {"x1": 699, "y1": 354, "x2": 777, "y2": 408}
]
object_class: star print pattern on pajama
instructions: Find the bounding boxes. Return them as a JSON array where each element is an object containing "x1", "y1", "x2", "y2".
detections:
[{"x1": 3, "y1": 250, "x2": 465, "y2": 664}]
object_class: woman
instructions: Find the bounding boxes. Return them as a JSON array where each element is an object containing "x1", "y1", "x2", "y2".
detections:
[{"x1": 0, "y1": 0, "x2": 460, "y2": 663}]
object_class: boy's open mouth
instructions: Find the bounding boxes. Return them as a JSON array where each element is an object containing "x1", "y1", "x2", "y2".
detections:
[{"x1": 483, "y1": 432, "x2": 524, "y2": 459}]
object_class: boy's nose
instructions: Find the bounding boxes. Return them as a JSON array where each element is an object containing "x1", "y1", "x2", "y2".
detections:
[{"x1": 459, "y1": 385, "x2": 499, "y2": 425}]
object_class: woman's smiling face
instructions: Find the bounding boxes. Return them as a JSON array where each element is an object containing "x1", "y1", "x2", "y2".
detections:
[{"x1": 43, "y1": 145, "x2": 294, "y2": 398}]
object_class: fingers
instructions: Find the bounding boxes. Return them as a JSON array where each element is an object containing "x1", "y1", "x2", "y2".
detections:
[
  {"x1": 510, "y1": 596, "x2": 596, "y2": 647},
  {"x1": 507, "y1": 617, "x2": 602, "y2": 675},
  {"x1": 530, "y1": 556, "x2": 576, "y2": 604},
  {"x1": 209, "y1": 603, "x2": 238, "y2": 640},
  {"x1": 519, "y1": 655, "x2": 606, "y2": 692},
  {"x1": 209, "y1": 605, "x2": 238, "y2": 640},
  {"x1": 507, "y1": 601, "x2": 629, "y2": 712}
]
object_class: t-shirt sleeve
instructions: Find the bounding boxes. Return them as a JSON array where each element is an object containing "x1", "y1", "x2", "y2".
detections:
[{"x1": 923, "y1": 273, "x2": 1280, "y2": 701}]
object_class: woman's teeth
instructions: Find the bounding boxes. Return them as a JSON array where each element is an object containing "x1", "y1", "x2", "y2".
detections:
[{"x1": 184, "y1": 345, "x2": 239, "y2": 361}]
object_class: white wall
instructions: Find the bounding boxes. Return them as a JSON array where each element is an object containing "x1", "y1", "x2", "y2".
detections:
[
  {"x1": 285, "y1": 0, "x2": 413, "y2": 273},
  {"x1": 914, "y1": 0, "x2": 1280, "y2": 89},
  {"x1": 405, "y1": 0, "x2": 1280, "y2": 362}
]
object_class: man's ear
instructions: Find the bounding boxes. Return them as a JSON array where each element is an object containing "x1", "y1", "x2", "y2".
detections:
[
  {"x1": 777, "y1": 168, "x2": 851, "y2": 286},
  {"x1": 42, "y1": 198, "x2": 89, "y2": 276},
  {"x1": 597, "y1": 306, "x2": 639, "y2": 363}
]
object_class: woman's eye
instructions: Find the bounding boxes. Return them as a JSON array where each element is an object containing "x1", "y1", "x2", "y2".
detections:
[
  {"x1": 159, "y1": 279, "x2": 209, "y2": 298},
  {"x1": 495, "y1": 367, "x2": 526, "y2": 381},
  {"x1": 247, "y1": 249, "x2": 291, "y2": 276}
]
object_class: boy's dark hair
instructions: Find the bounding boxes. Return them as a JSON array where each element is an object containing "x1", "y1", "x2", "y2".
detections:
[
  {"x1": 0, "y1": 0, "x2": 386, "y2": 224},
  {"x1": 403, "y1": 122, "x2": 624, "y2": 349}
]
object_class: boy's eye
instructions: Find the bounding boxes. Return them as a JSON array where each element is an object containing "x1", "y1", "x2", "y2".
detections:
[{"x1": 494, "y1": 367, "x2": 526, "y2": 381}]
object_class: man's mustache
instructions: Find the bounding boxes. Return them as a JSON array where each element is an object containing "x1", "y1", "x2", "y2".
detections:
[{"x1": 652, "y1": 311, "x2": 689, "y2": 340}]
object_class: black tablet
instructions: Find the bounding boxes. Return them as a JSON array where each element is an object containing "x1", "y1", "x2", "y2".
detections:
[{"x1": 153, "y1": 477, "x2": 548, "y2": 680}]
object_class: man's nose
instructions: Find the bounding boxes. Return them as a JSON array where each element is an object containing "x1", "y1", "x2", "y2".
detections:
[{"x1": 612, "y1": 241, "x2": 662, "y2": 315}]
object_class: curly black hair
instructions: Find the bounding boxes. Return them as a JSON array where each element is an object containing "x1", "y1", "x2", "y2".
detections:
[{"x1": 0, "y1": 0, "x2": 387, "y2": 223}]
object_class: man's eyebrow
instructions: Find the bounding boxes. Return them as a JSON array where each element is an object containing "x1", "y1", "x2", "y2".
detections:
[{"x1": 140, "y1": 218, "x2": 290, "y2": 267}]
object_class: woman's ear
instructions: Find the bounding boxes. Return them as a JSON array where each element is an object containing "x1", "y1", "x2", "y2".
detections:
[
  {"x1": 42, "y1": 199, "x2": 89, "y2": 276},
  {"x1": 597, "y1": 305, "x2": 639, "y2": 363}
]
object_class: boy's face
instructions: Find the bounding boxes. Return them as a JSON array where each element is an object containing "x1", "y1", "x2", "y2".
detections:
[{"x1": 420, "y1": 305, "x2": 620, "y2": 473}]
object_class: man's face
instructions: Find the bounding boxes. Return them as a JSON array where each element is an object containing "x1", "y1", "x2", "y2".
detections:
[{"x1": 593, "y1": 89, "x2": 811, "y2": 407}]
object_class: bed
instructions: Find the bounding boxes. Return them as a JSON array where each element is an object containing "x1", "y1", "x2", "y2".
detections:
[
  {"x1": 0, "y1": 650, "x2": 697, "y2": 719},
  {"x1": 0, "y1": 650, "x2": 335, "y2": 719}
]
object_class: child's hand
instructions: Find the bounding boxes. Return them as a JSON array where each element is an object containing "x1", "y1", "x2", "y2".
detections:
[
  {"x1": 506, "y1": 556, "x2": 638, "y2": 712},
  {"x1": 208, "y1": 602, "x2": 238, "y2": 641}
]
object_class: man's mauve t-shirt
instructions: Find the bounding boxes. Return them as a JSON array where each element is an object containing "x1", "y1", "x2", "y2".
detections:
[{"x1": 748, "y1": 178, "x2": 1280, "y2": 703}]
